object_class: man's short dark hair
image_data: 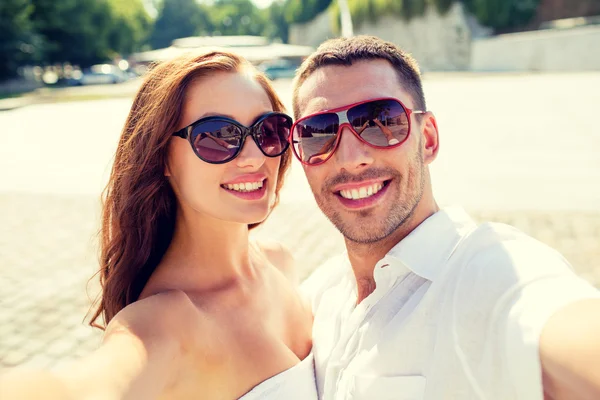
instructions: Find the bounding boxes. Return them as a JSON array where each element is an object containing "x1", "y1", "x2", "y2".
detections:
[{"x1": 292, "y1": 35, "x2": 426, "y2": 119}]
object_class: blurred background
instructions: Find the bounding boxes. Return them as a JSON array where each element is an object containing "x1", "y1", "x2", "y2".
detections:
[{"x1": 0, "y1": 0, "x2": 599, "y2": 371}]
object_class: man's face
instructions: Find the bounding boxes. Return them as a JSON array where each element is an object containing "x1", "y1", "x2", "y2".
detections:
[{"x1": 295, "y1": 60, "x2": 437, "y2": 244}]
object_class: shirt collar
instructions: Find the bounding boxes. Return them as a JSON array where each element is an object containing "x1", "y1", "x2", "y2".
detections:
[{"x1": 385, "y1": 206, "x2": 478, "y2": 281}]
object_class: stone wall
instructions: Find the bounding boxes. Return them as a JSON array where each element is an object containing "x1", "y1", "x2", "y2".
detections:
[
  {"x1": 289, "y1": 3, "x2": 480, "y2": 71},
  {"x1": 354, "y1": 3, "x2": 478, "y2": 71}
]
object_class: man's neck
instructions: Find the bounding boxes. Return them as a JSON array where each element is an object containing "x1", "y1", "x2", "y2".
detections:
[{"x1": 346, "y1": 200, "x2": 439, "y2": 304}]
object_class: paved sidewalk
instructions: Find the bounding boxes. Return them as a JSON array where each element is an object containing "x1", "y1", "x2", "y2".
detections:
[
  {"x1": 1, "y1": 71, "x2": 599, "y2": 373},
  {"x1": 0, "y1": 79, "x2": 142, "y2": 111},
  {"x1": 0, "y1": 191, "x2": 598, "y2": 370}
]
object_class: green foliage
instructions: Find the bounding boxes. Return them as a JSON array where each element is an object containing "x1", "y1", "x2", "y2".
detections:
[
  {"x1": 209, "y1": 0, "x2": 267, "y2": 36},
  {"x1": 1, "y1": 0, "x2": 150, "y2": 79},
  {"x1": 4, "y1": 0, "x2": 538, "y2": 82},
  {"x1": 29, "y1": 0, "x2": 150, "y2": 66},
  {"x1": 0, "y1": 0, "x2": 39, "y2": 78},
  {"x1": 331, "y1": 0, "x2": 540, "y2": 32},
  {"x1": 1, "y1": 0, "x2": 296, "y2": 80},
  {"x1": 150, "y1": 0, "x2": 211, "y2": 49},
  {"x1": 107, "y1": 0, "x2": 152, "y2": 55},
  {"x1": 430, "y1": 0, "x2": 455, "y2": 14},
  {"x1": 465, "y1": 0, "x2": 540, "y2": 30},
  {"x1": 150, "y1": 0, "x2": 273, "y2": 47},
  {"x1": 261, "y1": 0, "x2": 289, "y2": 42},
  {"x1": 344, "y1": 0, "x2": 427, "y2": 27},
  {"x1": 284, "y1": 0, "x2": 333, "y2": 24},
  {"x1": 30, "y1": 0, "x2": 116, "y2": 66}
]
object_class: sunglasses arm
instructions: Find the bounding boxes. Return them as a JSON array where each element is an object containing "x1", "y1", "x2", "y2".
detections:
[{"x1": 173, "y1": 127, "x2": 189, "y2": 139}]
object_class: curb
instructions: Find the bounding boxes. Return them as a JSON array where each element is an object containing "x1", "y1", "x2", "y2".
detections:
[{"x1": 0, "y1": 96, "x2": 36, "y2": 112}]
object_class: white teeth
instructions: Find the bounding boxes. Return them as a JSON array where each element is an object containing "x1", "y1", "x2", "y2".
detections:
[
  {"x1": 339, "y1": 182, "x2": 385, "y2": 200},
  {"x1": 223, "y1": 180, "x2": 265, "y2": 192}
]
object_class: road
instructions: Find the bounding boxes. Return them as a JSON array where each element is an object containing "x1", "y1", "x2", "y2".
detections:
[{"x1": 0, "y1": 73, "x2": 599, "y2": 369}]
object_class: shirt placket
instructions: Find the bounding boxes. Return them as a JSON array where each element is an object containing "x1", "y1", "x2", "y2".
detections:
[{"x1": 325, "y1": 260, "x2": 397, "y2": 399}]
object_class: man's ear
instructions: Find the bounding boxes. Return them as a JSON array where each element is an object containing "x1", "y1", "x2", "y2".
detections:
[{"x1": 421, "y1": 112, "x2": 440, "y2": 165}]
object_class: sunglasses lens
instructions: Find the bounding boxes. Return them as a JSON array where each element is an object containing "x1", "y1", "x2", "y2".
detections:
[
  {"x1": 191, "y1": 120, "x2": 241, "y2": 163},
  {"x1": 292, "y1": 113, "x2": 339, "y2": 165},
  {"x1": 257, "y1": 114, "x2": 291, "y2": 156},
  {"x1": 348, "y1": 99, "x2": 409, "y2": 147}
]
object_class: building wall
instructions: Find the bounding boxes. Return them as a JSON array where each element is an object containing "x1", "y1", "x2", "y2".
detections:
[
  {"x1": 534, "y1": 0, "x2": 600, "y2": 24},
  {"x1": 289, "y1": 2, "x2": 600, "y2": 72},
  {"x1": 352, "y1": 3, "x2": 475, "y2": 71},
  {"x1": 288, "y1": 9, "x2": 336, "y2": 49},
  {"x1": 471, "y1": 25, "x2": 600, "y2": 71}
]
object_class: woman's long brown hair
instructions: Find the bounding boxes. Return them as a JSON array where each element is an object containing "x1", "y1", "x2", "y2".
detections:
[{"x1": 89, "y1": 51, "x2": 291, "y2": 328}]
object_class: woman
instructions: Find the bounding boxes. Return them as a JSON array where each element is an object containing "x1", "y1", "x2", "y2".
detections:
[{"x1": 1, "y1": 51, "x2": 316, "y2": 400}]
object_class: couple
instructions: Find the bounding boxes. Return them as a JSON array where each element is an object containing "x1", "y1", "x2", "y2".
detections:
[{"x1": 4, "y1": 36, "x2": 600, "y2": 400}]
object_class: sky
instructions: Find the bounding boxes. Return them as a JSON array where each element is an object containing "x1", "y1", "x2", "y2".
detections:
[
  {"x1": 142, "y1": 0, "x2": 278, "y2": 18},
  {"x1": 251, "y1": 0, "x2": 275, "y2": 9},
  {"x1": 200, "y1": 0, "x2": 277, "y2": 8}
]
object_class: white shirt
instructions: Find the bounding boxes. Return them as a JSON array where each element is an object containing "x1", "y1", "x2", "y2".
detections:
[{"x1": 301, "y1": 207, "x2": 600, "y2": 400}]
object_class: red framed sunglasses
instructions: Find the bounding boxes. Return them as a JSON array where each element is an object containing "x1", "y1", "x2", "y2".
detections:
[{"x1": 290, "y1": 97, "x2": 425, "y2": 166}]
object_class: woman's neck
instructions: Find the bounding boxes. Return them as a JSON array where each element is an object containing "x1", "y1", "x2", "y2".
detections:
[{"x1": 156, "y1": 206, "x2": 256, "y2": 293}]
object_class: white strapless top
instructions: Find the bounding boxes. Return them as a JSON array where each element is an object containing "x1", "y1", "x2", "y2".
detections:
[{"x1": 238, "y1": 353, "x2": 318, "y2": 399}]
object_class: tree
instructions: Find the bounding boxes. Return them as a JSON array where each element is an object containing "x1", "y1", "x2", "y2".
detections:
[
  {"x1": 0, "y1": 0, "x2": 40, "y2": 79},
  {"x1": 431, "y1": 0, "x2": 455, "y2": 14},
  {"x1": 263, "y1": 1, "x2": 289, "y2": 43},
  {"x1": 465, "y1": 0, "x2": 540, "y2": 31},
  {"x1": 30, "y1": 0, "x2": 115, "y2": 67},
  {"x1": 150, "y1": 0, "x2": 212, "y2": 49},
  {"x1": 284, "y1": 0, "x2": 333, "y2": 24},
  {"x1": 209, "y1": 0, "x2": 267, "y2": 36},
  {"x1": 332, "y1": 0, "x2": 540, "y2": 32},
  {"x1": 107, "y1": 0, "x2": 152, "y2": 55},
  {"x1": 1, "y1": 0, "x2": 151, "y2": 79}
]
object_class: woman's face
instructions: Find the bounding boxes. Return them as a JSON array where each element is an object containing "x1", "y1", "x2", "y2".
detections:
[{"x1": 166, "y1": 71, "x2": 282, "y2": 226}]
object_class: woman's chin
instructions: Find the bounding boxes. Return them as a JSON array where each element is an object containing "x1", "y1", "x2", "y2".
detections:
[{"x1": 229, "y1": 209, "x2": 271, "y2": 227}]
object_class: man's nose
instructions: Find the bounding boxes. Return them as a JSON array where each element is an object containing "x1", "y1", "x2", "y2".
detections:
[{"x1": 332, "y1": 125, "x2": 374, "y2": 171}]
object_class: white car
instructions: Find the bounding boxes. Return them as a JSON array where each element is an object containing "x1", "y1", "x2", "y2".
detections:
[
  {"x1": 70, "y1": 64, "x2": 128, "y2": 85},
  {"x1": 258, "y1": 59, "x2": 298, "y2": 80}
]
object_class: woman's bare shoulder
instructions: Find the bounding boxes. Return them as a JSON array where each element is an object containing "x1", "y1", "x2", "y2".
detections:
[{"x1": 111, "y1": 290, "x2": 201, "y2": 335}]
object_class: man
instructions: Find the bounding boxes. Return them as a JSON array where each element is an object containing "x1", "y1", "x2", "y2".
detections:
[{"x1": 291, "y1": 36, "x2": 600, "y2": 399}]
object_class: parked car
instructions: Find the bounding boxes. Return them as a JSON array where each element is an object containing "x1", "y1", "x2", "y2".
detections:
[
  {"x1": 258, "y1": 59, "x2": 298, "y2": 80},
  {"x1": 69, "y1": 64, "x2": 128, "y2": 86}
]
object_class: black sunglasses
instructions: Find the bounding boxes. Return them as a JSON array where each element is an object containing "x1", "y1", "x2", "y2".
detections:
[{"x1": 173, "y1": 112, "x2": 292, "y2": 164}]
